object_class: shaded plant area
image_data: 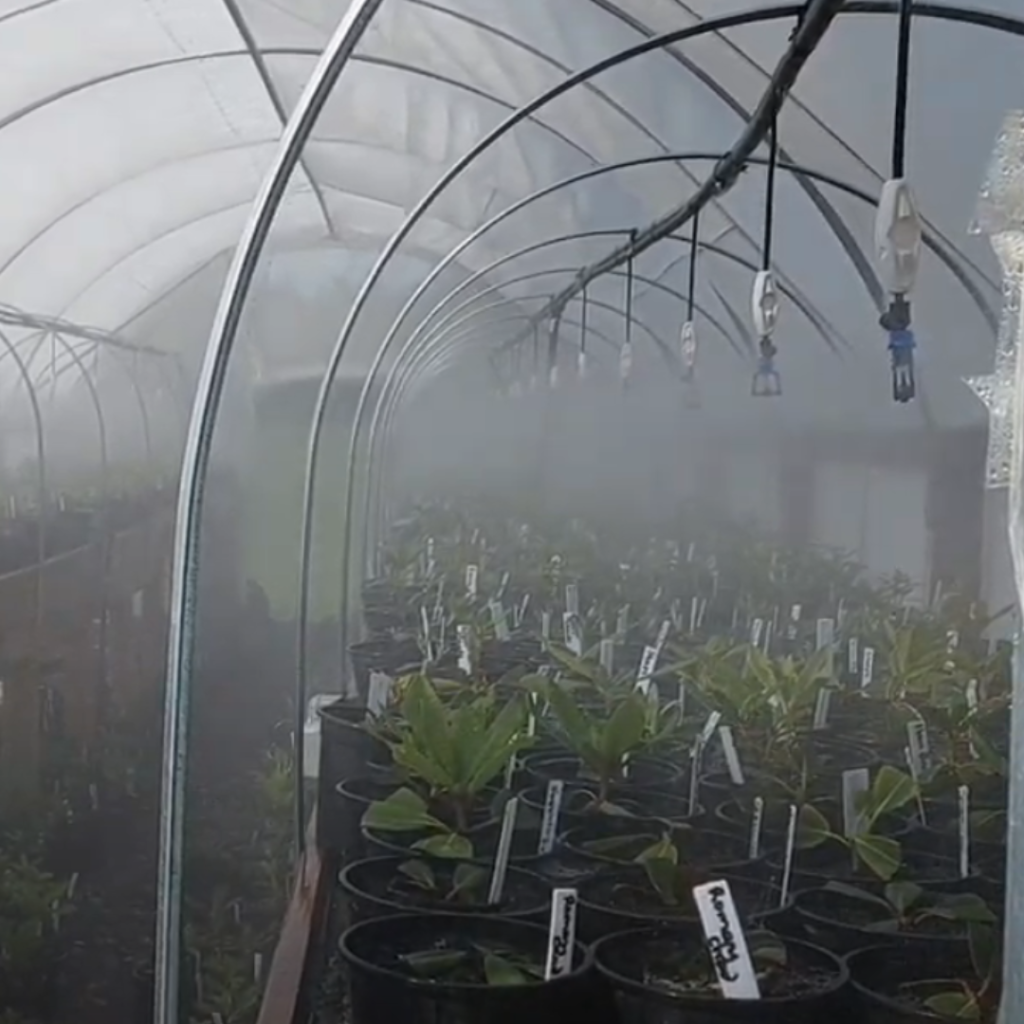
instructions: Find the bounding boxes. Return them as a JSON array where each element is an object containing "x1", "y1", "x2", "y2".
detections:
[{"x1": 306, "y1": 498, "x2": 1010, "y2": 1024}]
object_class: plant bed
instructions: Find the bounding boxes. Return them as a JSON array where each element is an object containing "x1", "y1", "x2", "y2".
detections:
[
  {"x1": 792, "y1": 882, "x2": 995, "y2": 955},
  {"x1": 339, "y1": 912, "x2": 608, "y2": 1024},
  {"x1": 578, "y1": 865, "x2": 781, "y2": 941},
  {"x1": 338, "y1": 855, "x2": 551, "y2": 925},
  {"x1": 592, "y1": 924, "x2": 848, "y2": 1023}
]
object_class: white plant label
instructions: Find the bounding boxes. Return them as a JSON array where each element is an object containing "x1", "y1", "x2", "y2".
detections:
[
  {"x1": 958, "y1": 785, "x2": 970, "y2": 879},
  {"x1": 465, "y1": 564, "x2": 479, "y2": 598},
  {"x1": 748, "y1": 796, "x2": 764, "y2": 859},
  {"x1": 487, "y1": 797, "x2": 519, "y2": 904},
  {"x1": 537, "y1": 780, "x2": 565, "y2": 855},
  {"x1": 688, "y1": 738, "x2": 704, "y2": 814},
  {"x1": 489, "y1": 600, "x2": 511, "y2": 642},
  {"x1": 420, "y1": 606, "x2": 434, "y2": 661},
  {"x1": 544, "y1": 888, "x2": 578, "y2": 980},
  {"x1": 565, "y1": 584, "x2": 579, "y2": 616},
  {"x1": 791, "y1": 604, "x2": 802, "y2": 622},
  {"x1": 947, "y1": 629, "x2": 960, "y2": 652},
  {"x1": 966, "y1": 678, "x2": 979, "y2": 710},
  {"x1": 636, "y1": 645, "x2": 659, "y2": 695},
  {"x1": 516, "y1": 593, "x2": 530, "y2": 628},
  {"x1": 861, "y1": 647, "x2": 875, "y2": 689},
  {"x1": 689, "y1": 596, "x2": 700, "y2": 634},
  {"x1": 836, "y1": 597, "x2": 846, "y2": 627},
  {"x1": 655, "y1": 619, "x2": 671, "y2": 651},
  {"x1": 563, "y1": 612, "x2": 583, "y2": 656},
  {"x1": 541, "y1": 611, "x2": 551, "y2": 641},
  {"x1": 779, "y1": 804, "x2": 798, "y2": 906},
  {"x1": 815, "y1": 617, "x2": 835, "y2": 650},
  {"x1": 692, "y1": 880, "x2": 761, "y2": 1000},
  {"x1": 719, "y1": 726, "x2": 745, "y2": 786},
  {"x1": 812, "y1": 688, "x2": 831, "y2": 730},
  {"x1": 750, "y1": 618, "x2": 764, "y2": 647},
  {"x1": 699, "y1": 710, "x2": 723, "y2": 746},
  {"x1": 697, "y1": 598, "x2": 708, "y2": 629},
  {"x1": 426, "y1": 537, "x2": 435, "y2": 577},
  {"x1": 842, "y1": 768, "x2": 871, "y2": 838},
  {"x1": 848, "y1": 637, "x2": 859, "y2": 676},
  {"x1": 456, "y1": 625, "x2": 473, "y2": 675},
  {"x1": 906, "y1": 723, "x2": 924, "y2": 780},
  {"x1": 367, "y1": 672, "x2": 393, "y2": 716},
  {"x1": 599, "y1": 638, "x2": 615, "y2": 674}
]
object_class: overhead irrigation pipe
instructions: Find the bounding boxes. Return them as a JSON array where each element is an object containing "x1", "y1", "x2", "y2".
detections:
[
  {"x1": 541, "y1": 0, "x2": 849, "y2": 328},
  {"x1": 168, "y1": 7, "x2": 1024, "y2": 1023}
]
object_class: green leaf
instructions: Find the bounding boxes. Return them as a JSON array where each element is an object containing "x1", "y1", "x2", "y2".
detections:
[
  {"x1": 640, "y1": 857, "x2": 680, "y2": 906},
  {"x1": 546, "y1": 682, "x2": 593, "y2": 756},
  {"x1": 851, "y1": 834, "x2": 902, "y2": 881},
  {"x1": 400, "y1": 949, "x2": 468, "y2": 977},
  {"x1": 601, "y1": 694, "x2": 647, "y2": 763},
  {"x1": 413, "y1": 833, "x2": 474, "y2": 859},
  {"x1": 635, "y1": 834, "x2": 678, "y2": 865},
  {"x1": 884, "y1": 881, "x2": 924, "y2": 916},
  {"x1": 968, "y1": 922, "x2": 998, "y2": 983},
  {"x1": 361, "y1": 788, "x2": 447, "y2": 833},
  {"x1": 581, "y1": 835, "x2": 649, "y2": 859},
  {"x1": 403, "y1": 675, "x2": 456, "y2": 782},
  {"x1": 824, "y1": 881, "x2": 893, "y2": 912},
  {"x1": 397, "y1": 859, "x2": 436, "y2": 890},
  {"x1": 449, "y1": 863, "x2": 487, "y2": 902},
  {"x1": 930, "y1": 894, "x2": 996, "y2": 925},
  {"x1": 922, "y1": 991, "x2": 981, "y2": 1021},
  {"x1": 483, "y1": 953, "x2": 531, "y2": 986},
  {"x1": 465, "y1": 696, "x2": 529, "y2": 792},
  {"x1": 392, "y1": 744, "x2": 455, "y2": 790},
  {"x1": 797, "y1": 804, "x2": 832, "y2": 849},
  {"x1": 865, "y1": 766, "x2": 918, "y2": 826}
]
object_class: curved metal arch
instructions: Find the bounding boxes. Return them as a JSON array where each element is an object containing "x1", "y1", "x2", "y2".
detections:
[
  {"x1": 0, "y1": 326, "x2": 47, "y2": 635},
  {"x1": 4, "y1": 48, "x2": 597, "y2": 293},
  {"x1": 167, "y1": 8, "x2": 1024, "y2": 1024}
]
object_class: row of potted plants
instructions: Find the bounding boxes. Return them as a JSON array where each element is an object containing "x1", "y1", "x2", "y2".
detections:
[{"x1": 313, "y1": 501, "x2": 1009, "y2": 1024}]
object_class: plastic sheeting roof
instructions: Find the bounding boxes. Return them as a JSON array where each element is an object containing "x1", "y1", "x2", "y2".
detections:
[{"x1": 3, "y1": 0, "x2": 1022, "y2": 430}]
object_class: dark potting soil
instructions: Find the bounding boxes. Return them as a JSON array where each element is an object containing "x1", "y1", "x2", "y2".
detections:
[{"x1": 609, "y1": 933, "x2": 837, "y2": 1000}]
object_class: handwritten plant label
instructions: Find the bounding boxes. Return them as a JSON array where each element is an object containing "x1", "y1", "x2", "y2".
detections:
[
  {"x1": 636, "y1": 645, "x2": 659, "y2": 695},
  {"x1": 842, "y1": 768, "x2": 871, "y2": 838},
  {"x1": 465, "y1": 564, "x2": 479, "y2": 598},
  {"x1": 860, "y1": 647, "x2": 875, "y2": 689},
  {"x1": 692, "y1": 880, "x2": 761, "y2": 999},
  {"x1": 544, "y1": 888, "x2": 578, "y2": 980},
  {"x1": 563, "y1": 612, "x2": 583, "y2": 656},
  {"x1": 367, "y1": 672, "x2": 393, "y2": 716},
  {"x1": 537, "y1": 780, "x2": 565, "y2": 855},
  {"x1": 719, "y1": 726, "x2": 745, "y2": 786}
]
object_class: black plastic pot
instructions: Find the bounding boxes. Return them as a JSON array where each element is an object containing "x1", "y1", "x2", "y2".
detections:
[
  {"x1": 339, "y1": 855, "x2": 551, "y2": 925},
  {"x1": 793, "y1": 886, "x2": 972, "y2": 956},
  {"x1": 317, "y1": 702, "x2": 386, "y2": 855},
  {"x1": 520, "y1": 781, "x2": 701, "y2": 829},
  {"x1": 848, "y1": 943, "x2": 984, "y2": 1022},
  {"x1": 363, "y1": 816, "x2": 546, "y2": 866},
  {"x1": 340, "y1": 913, "x2": 611, "y2": 1024},
  {"x1": 577, "y1": 866, "x2": 781, "y2": 941},
  {"x1": 523, "y1": 752, "x2": 684, "y2": 792},
  {"x1": 592, "y1": 924, "x2": 848, "y2": 1023}
]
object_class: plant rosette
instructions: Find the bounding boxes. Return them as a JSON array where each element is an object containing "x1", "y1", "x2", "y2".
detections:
[
  {"x1": 592, "y1": 925, "x2": 847, "y2": 1021},
  {"x1": 340, "y1": 913, "x2": 601, "y2": 1024},
  {"x1": 339, "y1": 856, "x2": 551, "y2": 925},
  {"x1": 793, "y1": 881, "x2": 996, "y2": 956}
]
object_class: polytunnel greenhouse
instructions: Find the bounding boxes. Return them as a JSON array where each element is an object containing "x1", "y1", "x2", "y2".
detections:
[{"x1": 2, "y1": 0, "x2": 1024, "y2": 1021}]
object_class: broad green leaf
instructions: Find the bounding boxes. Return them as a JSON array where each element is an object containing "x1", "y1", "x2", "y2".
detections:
[
  {"x1": 635, "y1": 834, "x2": 678, "y2": 865},
  {"x1": 401, "y1": 949, "x2": 467, "y2": 977},
  {"x1": 546, "y1": 682, "x2": 593, "y2": 756},
  {"x1": 449, "y1": 863, "x2": 487, "y2": 902},
  {"x1": 969, "y1": 922, "x2": 998, "y2": 982},
  {"x1": 483, "y1": 953, "x2": 531, "y2": 986},
  {"x1": 884, "y1": 881, "x2": 924, "y2": 916},
  {"x1": 922, "y1": 991, "x2": 981, "y2": 1021},
  {"x1": 413, "y1": 833, "x2": 474, "y2": 859},
  {"x1": 640, "y1": 857, "x2": 679, "y2": 906},
  {"x1": 602, "y1": 694, "x2": 647, "y2": 763},
  {"x1": 361, "y1": 788, "x2": 447, "y2": 833},
  {"x1": 397, "y1": 859, "x2": 436, "y2": 890},
  {"x1": 930, "y1": 894, "x2": 996, "y2": 925},
  {"x1": 824, "y1": 881, "x2": 893, "y2": 912},
  {"x1": 581, "y1": 835, "x2": 650, "y2": 859},
  {"x1": 392, "y1": 744, "x2": 454, "y2": 790},
  {"x1": 851, "y1": 834, "x2": 902, "y2": 881},
  {"x1": 797, "y1": 804, "x2": 832, "y2": 849},
  {"x1": 403, "y1": 676, "x2": 456, "y2": 781},
  {"x1": 865, "y1": 766, "x2": 917, "y2": 825},
  {"x1": 466, "y1": 696, "x2": 530, "y2": 791}
]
